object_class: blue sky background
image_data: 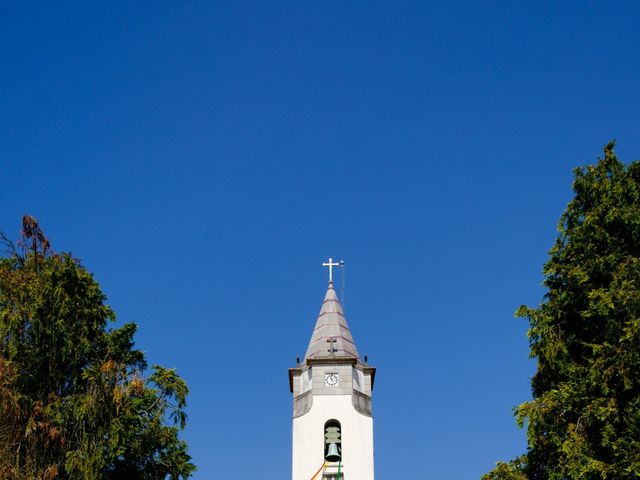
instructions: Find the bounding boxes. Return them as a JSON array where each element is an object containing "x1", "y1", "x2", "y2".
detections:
[{"x1": 2, "y1": 1, "x2": 640, "y2": 478}]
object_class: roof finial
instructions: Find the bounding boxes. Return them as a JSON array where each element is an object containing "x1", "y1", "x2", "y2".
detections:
[{"x1": 322, "y1": 257, "x2": 340, "y2": 283}]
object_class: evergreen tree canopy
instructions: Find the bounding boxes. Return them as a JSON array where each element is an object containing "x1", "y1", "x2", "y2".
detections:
[
  {"x1": 0, "y1": 216, "x2": 195, "y2": 479},
  {"x1": 484, "y1": 142, "x2": 640, "y2": 480}
]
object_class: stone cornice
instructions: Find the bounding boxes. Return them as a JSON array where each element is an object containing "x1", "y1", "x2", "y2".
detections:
[{"x1": 306, "y1": 356, "x2": 358, "y2": 366}]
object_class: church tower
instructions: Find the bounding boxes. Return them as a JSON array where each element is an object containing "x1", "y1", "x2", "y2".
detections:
[{"x1": 289, "y1": 260, "x2": 376, "y2": 480}]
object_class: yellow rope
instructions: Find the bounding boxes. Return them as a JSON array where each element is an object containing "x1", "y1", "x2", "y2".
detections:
[{"x1": 309, "y1": 461, "x2": 328, "y2": 480}]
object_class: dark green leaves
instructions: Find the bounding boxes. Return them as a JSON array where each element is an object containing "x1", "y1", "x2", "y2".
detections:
[
  {"x1": 485, "y1": 143, "x2": 640, "y2": 479},
  {"x1": 0, "y1": 218, "x2": 195, "y2": 479}
]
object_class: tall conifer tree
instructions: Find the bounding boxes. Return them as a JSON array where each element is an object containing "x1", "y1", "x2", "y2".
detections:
[
  {"x1": 484, "y1": 142, "x2": 640, "y2": 479},
  {"x1": 0, "y1": 217, "x2": 195, "y2": 479}
]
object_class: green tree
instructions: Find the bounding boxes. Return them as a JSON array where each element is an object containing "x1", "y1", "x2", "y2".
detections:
[
  {"x1": 484, "y1": 142, "x2": 640, "y2": 480},
  {"x1": 0, "y1": 216, "x2": 195, "y2": 479}
]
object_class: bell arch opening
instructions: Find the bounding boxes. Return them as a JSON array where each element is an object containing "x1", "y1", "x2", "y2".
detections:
[{"x1": 324, "y1": 419, "x2": 342, "y2": 462}]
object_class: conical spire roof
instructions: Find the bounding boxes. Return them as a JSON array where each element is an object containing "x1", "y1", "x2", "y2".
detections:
[{"x1": 304, "y1": 282, "x2": 359, "y2": 360}]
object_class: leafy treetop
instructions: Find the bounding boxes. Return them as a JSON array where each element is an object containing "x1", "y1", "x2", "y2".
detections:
[
  {"x1": 483, "y1": 142, "x2": 640, "y2": 480},
  {"x1": 0, "y1": 216, "x2": 196, "y2": 479}
]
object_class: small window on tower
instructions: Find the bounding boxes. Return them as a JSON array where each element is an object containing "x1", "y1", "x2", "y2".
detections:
[{"x1": 324, "y1": 419, "x2": 342, "y2": 463}]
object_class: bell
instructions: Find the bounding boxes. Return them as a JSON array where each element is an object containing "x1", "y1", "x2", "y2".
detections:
[{"x1": 325, "y1": 442, "x2": 341, "y2": 462}]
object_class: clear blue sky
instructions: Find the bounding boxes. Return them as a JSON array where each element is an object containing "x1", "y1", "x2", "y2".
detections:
[{"x1": 2, "y1": 1, "x2": 639, "y2": 478}]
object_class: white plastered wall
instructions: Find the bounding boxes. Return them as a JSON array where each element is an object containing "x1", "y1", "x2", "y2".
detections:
[{"x1": 292, "y1": 395, "x2": 374, "y2": 480}]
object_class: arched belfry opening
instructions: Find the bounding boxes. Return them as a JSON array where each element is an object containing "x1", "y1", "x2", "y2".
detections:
[{"x1": 324, "y1": 419, "x2": 342, "y2": 462}]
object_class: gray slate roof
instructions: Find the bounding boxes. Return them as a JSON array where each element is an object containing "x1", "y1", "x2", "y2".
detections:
[{"x1": 304, "y1": 282, "x2": 359, "y2": 360}]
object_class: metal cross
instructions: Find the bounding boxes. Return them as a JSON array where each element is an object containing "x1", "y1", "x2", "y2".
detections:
[
  {"x1": 322, "y1": 257, "x2": 340, "y2": 283},
  {"x1": 327, "y1": 337, "x2": 338, "y2": 356}
]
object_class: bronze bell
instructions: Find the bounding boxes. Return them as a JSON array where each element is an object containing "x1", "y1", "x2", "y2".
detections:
[{"x1": 325, "y1": 442, "x2": 341, "y2": 462}]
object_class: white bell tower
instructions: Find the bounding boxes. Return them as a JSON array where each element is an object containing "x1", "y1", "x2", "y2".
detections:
[{"x1": 289, "y1": 260, "x2": 376, "y2": 480}]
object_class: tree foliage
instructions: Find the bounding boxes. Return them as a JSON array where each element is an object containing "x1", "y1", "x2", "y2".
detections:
[
  {"x1": 484, "y1": 142, "x2": 640, "y2": 480},
  {"x1": 0, "y1": 216, "x2": 195, "y2": 479}
]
